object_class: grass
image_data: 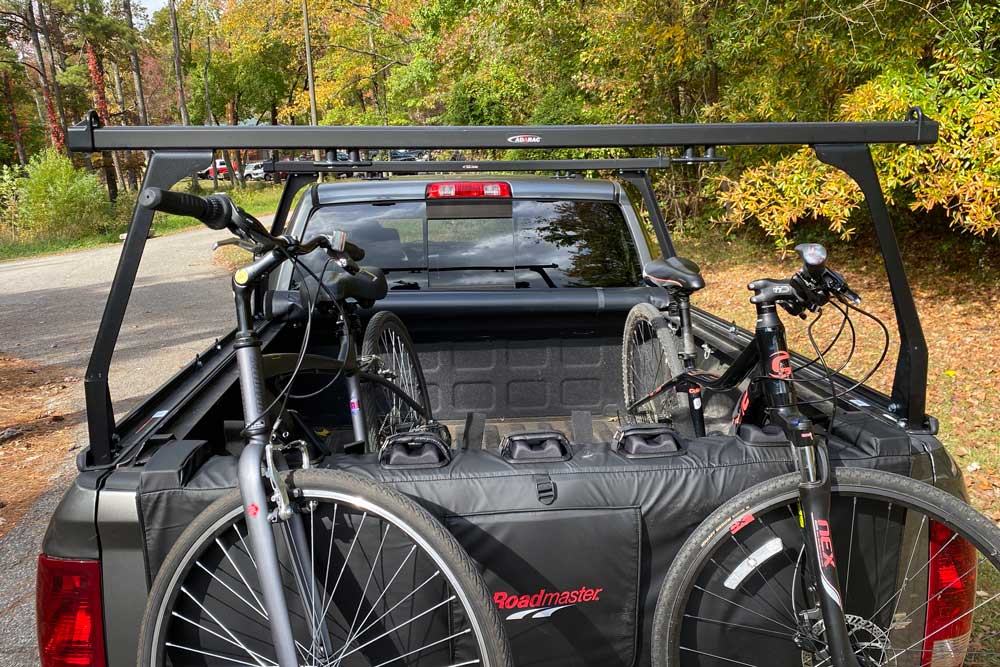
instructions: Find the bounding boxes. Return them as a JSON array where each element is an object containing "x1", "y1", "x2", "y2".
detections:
[
  {"x1": 0, "y1": 181, "x2": 284, "y2": 262},
  {"x1": 674, "y1": 218, "x2": 1000, "y2": 521}
]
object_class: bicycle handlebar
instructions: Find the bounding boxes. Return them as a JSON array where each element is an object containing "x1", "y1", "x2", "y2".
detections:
[
  {"x1": 749, "y1": 243, "x2": 861, "y2": 316},
  {"x1": 139, "y1": 187, "x2": 233, "y2": 230},
  {"x1": 139, "y1": 187, "x2": 364, "y2": 262}
]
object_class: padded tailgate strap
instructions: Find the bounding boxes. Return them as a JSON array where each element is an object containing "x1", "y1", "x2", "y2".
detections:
[
  {"x1": 462, "y1": 411, "x2": 487, "y2": 450},
  {"x1": 571, "y1": 410, "x2": 594, "y2": 444}
]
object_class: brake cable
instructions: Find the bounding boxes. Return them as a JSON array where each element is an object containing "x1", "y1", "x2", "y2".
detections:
[{"x1": 791, "y1": 298, "x2": 890, "y2": 407}]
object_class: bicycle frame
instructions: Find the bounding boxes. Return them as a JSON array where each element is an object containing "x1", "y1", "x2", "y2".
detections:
[
  {"x1": 630, "y1": 298, "x2": 864, "y2": 667},
  {"x1": 230, "y1": 249, "x2": 429, "y2": 666}
]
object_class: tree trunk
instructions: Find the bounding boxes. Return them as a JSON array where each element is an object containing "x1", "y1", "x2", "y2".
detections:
[
  {"x1": 3, "y1": 73, "x2": 27, "y2": 165},
  {"x1": 121, "y1": 0, "x2": 148, "y2": 124},
  {"x1": 36, "y1": 2, "x2": 67, "y2": 132},
  {"x1": 270, "y1": 103, "x2": 281, "y2": 183},
  {"x1": 704, "y1": 36, "x2": 718, "y2": 106},
  {"x1": 202, "y1": 36, "x2": 218, "y2": 190},
  {"x1": 24, "y1": 0, "x2": 64, "y2": 150},
  {"x1": 31, "y1": 89, "x2": 45, "y2": 128},
  {"x1": 168, "y1": 0, "x2": 190, "y2": 125},
  {"x1": 85, "y1": 43, "x2": 118, "y2": 201},
  {"x1": 228, "y1": 100, "x2": 245, "y2": 187},
  {"x1": 110, "y1": 63, "x2": 138, "y2": 190}
]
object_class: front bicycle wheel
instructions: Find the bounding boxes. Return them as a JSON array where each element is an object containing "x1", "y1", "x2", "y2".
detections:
[
  {"x1": 139, "y1": 469, "x2": 511, "y2": 667},
  {"x1": 362, "y1": 311, "x2": 431, "y2": 451},
  {"x1": 652, "y1": 467, "x2": 1000, "y2": 667}
]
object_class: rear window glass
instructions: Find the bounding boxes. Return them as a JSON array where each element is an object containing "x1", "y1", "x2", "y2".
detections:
[{"x1": 302, "y1": 199, "x2": 641, "y2": 289}]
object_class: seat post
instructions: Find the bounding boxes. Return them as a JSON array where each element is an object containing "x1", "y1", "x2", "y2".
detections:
[{"x1": 676, "y1": 294, "x2": 698, "y2": 369}]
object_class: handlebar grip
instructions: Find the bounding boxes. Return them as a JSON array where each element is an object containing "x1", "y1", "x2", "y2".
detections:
[{"x1": 139, "y1": 187, "x2": 231, "y2": 230}]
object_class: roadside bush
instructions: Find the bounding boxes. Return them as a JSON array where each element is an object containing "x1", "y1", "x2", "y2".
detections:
[
  {"x1": 17, "y1": 149, "x2": 110, "y2": 242},
  {"x1": 110, "y1": 189, "x2": 138, "y2": 234},
  {"x1": 0, "y1": 164, "x2": 23, "y2": 245}
]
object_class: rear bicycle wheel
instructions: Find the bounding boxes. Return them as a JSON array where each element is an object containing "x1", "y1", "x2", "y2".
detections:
[
  {"x1": 652, "y1": 467, "x2": 1000, "y2": 667},
  {"x1": 622, "y1": 302, "x2": 685, "y2": 426},
  {"x1": 362, "y1": 311, "x2": 431, "y2": 451},
  {"x1": 139, "y1": 469, "x2": 511, "y2": 667}
]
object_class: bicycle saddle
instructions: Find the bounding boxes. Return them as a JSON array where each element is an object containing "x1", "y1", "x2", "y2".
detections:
[{"x1": 643, "y1": 256, "x2": 705, "y2": 293}]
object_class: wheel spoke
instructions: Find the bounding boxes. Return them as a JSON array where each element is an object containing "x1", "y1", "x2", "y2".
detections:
[
  {"x1": 370, "y1": 627, "x2": 474, "y2": 667},
  {"x1": 165, "y1": 641, "x2": 272, "y2": 666},
  {"x1": 330, "y1": 522, "x2": 392, "y2": 664},
  {"x1": 180, "y1": 586, "x2": 274, "y2": 667},
  {"x1": 351, "y1": 570, "x2": 442, "y2": 642},
  {"x1": 877, "y1": 514, "x2": 928, "y2": 627},
  {"x1": 216, "y1": 537, "x2": 267, "y2": 620},
  {"x1": 692, "y1": 585, "x2": 798, "y2": 632},
  {"x1": 682, "y1": 613, "x2": 799, "y2": 642},
  {"x1": 194, "y1": 560, "x2": 267, "y2": 619},
  {"x1": 888, "y1": 591, "x2": 1000, "y2": 662},
  {"x1": 679, "y1": 645, "x2": 762, "y2": 666},
  {"x1": 335, "y1": 594, "x2": 457, "y2": 662},
  {"x1": 317, "y1": 511, "x2": 368, "y2": 624},
  {"x1": 171, "y1": 612, "x2": 277, "y2": 666}
]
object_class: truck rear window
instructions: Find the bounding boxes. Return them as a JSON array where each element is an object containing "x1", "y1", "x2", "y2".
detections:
[{"x1": 302, "y1": 200, "x2": 642, "y2": 289}]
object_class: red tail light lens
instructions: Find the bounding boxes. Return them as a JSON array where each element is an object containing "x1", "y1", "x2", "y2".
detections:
[
  {"x1": 426, "y1": 181, "x2": 511, "y2": 199},
  {"x1": 921, "y1": 521, "x2": 977, "y2": 667},
  {"x1": 36, "y1": 555, "x2": 106, "y2": 667}
]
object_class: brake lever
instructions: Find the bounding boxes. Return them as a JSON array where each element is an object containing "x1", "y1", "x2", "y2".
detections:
[{"x1": 822, "y1": 269, "x2": 862, "y2": 305}]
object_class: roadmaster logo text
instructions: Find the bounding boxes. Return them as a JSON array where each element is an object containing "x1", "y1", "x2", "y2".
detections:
[{"x1": 493, "y1": 586, "x2": 603, "y2": 620}]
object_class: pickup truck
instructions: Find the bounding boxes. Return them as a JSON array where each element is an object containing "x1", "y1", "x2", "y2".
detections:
[{"x1": 37, "y1": 117, "x2": 963, "y2": 667}]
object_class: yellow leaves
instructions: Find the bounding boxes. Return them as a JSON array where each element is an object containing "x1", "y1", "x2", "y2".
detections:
[
  {"x1": 715, "y1": 148, "x2": 862, "y2": 246},
  {"x1": 723, "y1": 66, "x2": 1000, "y2": 243}
]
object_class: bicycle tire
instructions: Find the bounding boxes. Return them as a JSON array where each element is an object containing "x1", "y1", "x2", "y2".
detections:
[
  {"x1": 622, "y1": 302, "x2": 685, "y2": 427},
  {"x1": 139, "y1": 468, "x2": 512, "y2": 667},
  {"x1": 652, "y1": 466, "x2": 1000, "y2": 667},
  {"x1": 361, "y1": 311, "x2": 431, "y2": 452}
]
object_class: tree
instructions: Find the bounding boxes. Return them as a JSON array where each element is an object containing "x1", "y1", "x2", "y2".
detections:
[
  {"x1": 168, "y1": 0, "x2": 189, "y2": 124},
  {"x1": 22, "y1": 0, "x2": 63, "y2": 149},
  {"x1": 2, "y1": 69, "x2": 27, "y2": 163},
  {"x1": 120, "y1": 0, "x2": 148, "y2": 124}
]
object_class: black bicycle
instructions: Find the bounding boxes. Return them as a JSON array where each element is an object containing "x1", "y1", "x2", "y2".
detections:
[
  {"x1": 626, "y1": 246, "x2": 1000, "y2": 667},
  {"x1": 134, "y1": 188, "x2": 512, "y2": 667}
]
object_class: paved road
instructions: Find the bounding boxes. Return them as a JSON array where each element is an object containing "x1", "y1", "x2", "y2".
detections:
[{"x1": 0, "y1": 222, "x2": 263, "y2": 665}]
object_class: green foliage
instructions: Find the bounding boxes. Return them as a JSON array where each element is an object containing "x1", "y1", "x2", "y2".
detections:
[
  {"x1": 4, "y1": 0, "x2": 1000, "y2": 250},
  {"x1": 0, "y1": 164, "x2": 23, "y2": 245},
  {"x1": 15, "y1": 149, "x2": 112, "y2": 242},
  {"x1": 716, "y1": 3, "x2": 1000, "y2": 248}
]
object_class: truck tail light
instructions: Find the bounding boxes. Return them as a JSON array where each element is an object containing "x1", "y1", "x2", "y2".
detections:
[
  {"x1": 921, "y1": 521, "x2": 977, "y2": 667},
  {"x1": 426, "y1": 181, "x2": 511, "y2": 199},
  {"x1": 36, "y1": 555, "x2": 106, "y2": 667}
]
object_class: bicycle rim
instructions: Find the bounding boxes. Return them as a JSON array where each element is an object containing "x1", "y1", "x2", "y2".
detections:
[
  {"x1": 146, "y1": 482, "x2": 500, "y2": 666},
  {"x1": 363, "y1": 317, "x2": 427, "y2": 448},
  {"x1": 623, "y1": 311, "x2": 677, "y2": 424},
  {"x1": 656, "y1": 469, "x2": 1000, "y2": 667}
]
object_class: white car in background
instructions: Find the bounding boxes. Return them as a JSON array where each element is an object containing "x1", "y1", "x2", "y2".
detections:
[{"x1": 243, "y1": 161, "x2": 267, "y2": 181}]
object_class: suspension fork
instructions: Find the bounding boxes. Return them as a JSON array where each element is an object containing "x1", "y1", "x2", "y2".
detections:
[{"x1": 755, "y1": 302, "x2": 860, "y2": 667}]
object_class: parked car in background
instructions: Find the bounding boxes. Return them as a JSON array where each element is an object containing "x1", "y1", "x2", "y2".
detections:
[
  {"x1": 197, "y1": 158, "x2": 237, "y2": 179},
  {"x1": 390, "y1": 148, "x2": 431, "y2": 161},
  {"x1": 243, "y1": 161, "x2": 266, "y2": 181}
]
